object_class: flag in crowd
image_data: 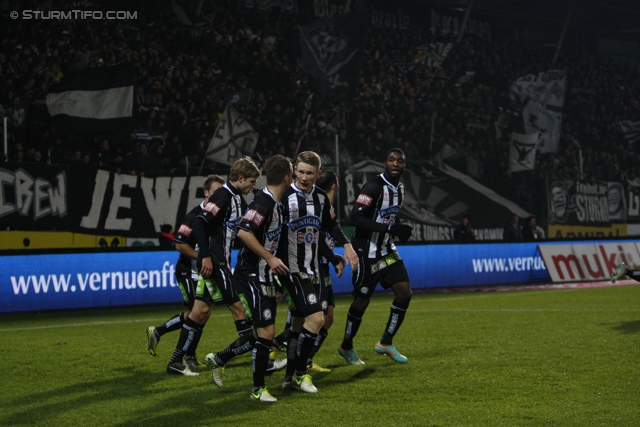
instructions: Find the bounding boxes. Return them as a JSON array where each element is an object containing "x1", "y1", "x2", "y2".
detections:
[
  {"x1": 508, "y1": 132, "x2": 538, "y2": 172},
  {"x1": 415, "y1": 43, "x2": 453, "y2": 68},
  {"x1": 298, "y1": 3, "x2": 368, "y2": 101},
  {"x1": 510, "y1": 70, "x2": 566, "y2": 154},
  {"x1": 46, "y1": 62, "x2": 133, "y2": 140},
  {"x1": 223, "y1": 88, "x2": 253, "y2": 107},
  {"x1": 206, "y1": 104, "x2": 259, "y2": 166},
  {"x1": 619, "y1": 120, "x2": 640, "y2": 145}
]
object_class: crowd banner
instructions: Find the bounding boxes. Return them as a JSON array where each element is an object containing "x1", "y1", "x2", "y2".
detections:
[
  {"x1": 511, "y1": 70, "x2": 566, "y2": 154},
  {"x1": 539, "y1": 242, "x2": 639, "y2": 282},
  {"x1": 508, "y1": 132, "x2": 538, "y2": 172},
  {"x1": 3, "y1": 159, "x2": 536, "y2": 242},
  {"x1": 548, "y1": 180, "x2": 612, "y2": 227}
]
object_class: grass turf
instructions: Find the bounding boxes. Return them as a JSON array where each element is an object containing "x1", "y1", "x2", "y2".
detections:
[{"x1": 0, "y1": 285, "x2": 639, "y2": 426}]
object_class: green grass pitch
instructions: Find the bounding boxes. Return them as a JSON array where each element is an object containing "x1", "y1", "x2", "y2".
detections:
[{"x1": 1, "y1": 285, "x2": 639, "y2": 426}]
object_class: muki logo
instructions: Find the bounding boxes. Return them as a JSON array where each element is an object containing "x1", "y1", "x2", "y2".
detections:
[{"x1": 288, "y1": 215, "x2": 320, "y2": 232}]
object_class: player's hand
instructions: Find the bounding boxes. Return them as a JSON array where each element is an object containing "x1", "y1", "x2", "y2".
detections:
[
  {"x1": 200, "y1": 256, "x2": 213, "y2": 278},
  {"x1": 333, "y1": 254, "x2": 346, "y2": 278},
  {"x1": 343, "y1": 244, "x2": 359, "y2": 271},
  {"x1": 389, "y1": 223, "x2": 413, "y2": 243},
  {"x1": 268, "y1": 256, "x2": 290, "y2": 276}
]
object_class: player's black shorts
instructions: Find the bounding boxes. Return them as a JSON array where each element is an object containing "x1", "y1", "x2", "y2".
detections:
[
  {"x1": 233, "y1": 274, "x2": 277, "y2": 328},
  {"x1": 352, "y1": 252, "x2": 410, "y2": 299},
  {"x1": 276, "y1": 272, "x2": 323, "y2": 318},
  {"x1": 176, "y1": 273, "x2": 197, "y2": 310},
  {"x1": 195, "y1": 265, "x2": 239, "y2": 305}
]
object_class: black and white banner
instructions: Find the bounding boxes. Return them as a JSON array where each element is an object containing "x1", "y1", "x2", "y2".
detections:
[
  {"x1": 511, "y1": 70, "x2": 566, "y2": 154},
  {"x1": 508, "y1": 132, "x2": 537, "y2": 172},
  {"x1": 298, "y1": 3, "x2": 368, "y2": 101},
  {"x1": 206, "y1": 104, "x2": 259, "y2": 166},
  {"x1": 619, "y1": 120, "x2": 640, "y2": 146},
  {"x1": 548, "y1": 180, "x2": 610, "y2": 226},
  {"x1": 46, "y1": 62, "x2": 133, "y2": 141},
  {"x1": 415, "y1": 43, "x2": 453, "y2": 68}
]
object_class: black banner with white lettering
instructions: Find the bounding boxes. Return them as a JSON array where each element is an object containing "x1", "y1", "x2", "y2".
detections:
[{"x1": 548, "y1": 180, "x2": 611, "y2": 227}]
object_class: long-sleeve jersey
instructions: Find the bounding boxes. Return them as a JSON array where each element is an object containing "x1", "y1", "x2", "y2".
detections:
[
  {"x1": 193, "y1": 182, "x2": 243, "y2": 266},
  {"x1": 235, "y1": 187, "x2": 283, "y2": 283},
  {"x1": 279, "y1": 183, "x2": 349, "y2": 276},
  {"x1": 349, "y1": 173, "x2": 405, "y2": 260},
  {"x1": 173, "y1": 201, "x2": 205, "y2": 279}
]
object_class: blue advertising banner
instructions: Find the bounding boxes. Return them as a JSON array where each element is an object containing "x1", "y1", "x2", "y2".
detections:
[{"x1": 2, "y1": 239, "x2": 632, "y2": 313}]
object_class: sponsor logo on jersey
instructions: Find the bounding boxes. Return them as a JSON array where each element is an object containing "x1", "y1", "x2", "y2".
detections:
[
  {"x1": 266, "y1": 228, "x2": 281, "y2": 242},
  {"x1": 244, "y1": 209, "x2": 265, "y2": 226},
  {"x1": 288, "y1": 215, "x2": 320, "y2": 232},
  {"x1": 379, "y1": 205, "x2": 400, "y2": 219},
  {"x1": 290, "y1": 201, "x2": 298, "y2": 213},
  {"x1": 178, "y1": 224, "x2": 192, "y2": 237},
  {"x1": 356, "y1": 194, "x2": 373, "y2": 206},
  {"x1": 384, "y1": 191, "x2": 389, "y2": 201},
  {"x1": 226, "y1": 217, "x2": 242, "y2": 230},
  {"x1": 305, "y1": 231, "x2": 314, "y2": 244},
  {"x1": 204, "y1": 202, "x2": 221, "y2": 215}
]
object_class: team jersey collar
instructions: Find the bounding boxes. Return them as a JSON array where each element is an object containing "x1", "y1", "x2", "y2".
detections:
[
  {"x1": 380, "y1": 173, "x2": 401, "y2": 189},
  {"x1": 292, "y1": 182, "x2": 315, "y2": 197},
  {"x1": 263, "y1": 186, "x2": 278, "y2": 202},
  {"x1": 225, "y1": 181, "x2": 241, "y2": 195}
]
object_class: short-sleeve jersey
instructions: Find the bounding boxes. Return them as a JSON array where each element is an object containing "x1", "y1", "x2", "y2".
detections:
[
  {"x1": 350, "y1": 173, "x2": 404, "y2": 260},
  {"x1": 174, "y1": 201, "x2": 205, "y2": 279},
  {"x1": 196, "y1": 183, "x2": 243, "y2": 265},
  {"x1": 235, "y1": 187, "x2": 283, "y2": 282},
  {"x1": 279, "y1": 183, "x2": 340, "y2": 276}
]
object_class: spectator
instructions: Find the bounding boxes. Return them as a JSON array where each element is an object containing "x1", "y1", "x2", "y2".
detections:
[
  {"x1": 454, "y1": 215, "x2": 475, "y2": 241},
  {"x1": 503, "y1": 214, "x2": 523, "y2": 241},
  {"x1": 158, "y1": 224, "x2": 174, "y2": 248}
]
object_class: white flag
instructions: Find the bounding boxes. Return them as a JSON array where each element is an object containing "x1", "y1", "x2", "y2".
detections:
[
  {"x1": 510, "y1": 70, "x2": 565, "y2": 154},
  {"x1": 619, "y1": 120, "x2": 640, "y2": 145},
  {"x1": 206, "y1": 104, "x2": 259, "y2": 166},
  {"x1": 509, "y1": 132, "x2": 538, "y2": 172}
]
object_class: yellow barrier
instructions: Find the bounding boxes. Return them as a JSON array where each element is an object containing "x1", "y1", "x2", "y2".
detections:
[
  {"x1": 0, "y1": 231, "x2": 129, "y2": 250},
  {"x1": 548, "y1": 224, "x2": 627, "y2": 239}
]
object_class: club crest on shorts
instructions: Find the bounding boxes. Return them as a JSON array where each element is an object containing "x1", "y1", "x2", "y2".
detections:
[
  {"x1": 307, "y1": 293, "x2": 317, "y2": 304},
  {"x1": 263, "y1": 309, "x2": 272, "y2": 320},
  {"x1": 321, "y1": 300, "x2": 328, "y2": 310},
  {"x1": 360, "y1": 287, "x2": 369, "y2": 295}
]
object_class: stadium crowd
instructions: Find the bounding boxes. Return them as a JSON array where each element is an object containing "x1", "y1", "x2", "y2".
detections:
[{"x1": 2, "y1": 0, "x2": 640, "y2": 221}]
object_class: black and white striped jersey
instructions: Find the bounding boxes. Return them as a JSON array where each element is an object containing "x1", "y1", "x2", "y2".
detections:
[
  {"x1": 350, "y1": 173, "x2": 404, "y2": 260},
  {"x1": 279, "y1": 183, "x2": 349, "y2": 276},
  {"x1": 235, "y1": 187, "x2": 283, "y2": 283},
  {"x1": 174, "y1": 201, "x2": 205, "y2": 279},
  {"x1": 193, "y1": 183, "x2": 243, "y2": 266}
]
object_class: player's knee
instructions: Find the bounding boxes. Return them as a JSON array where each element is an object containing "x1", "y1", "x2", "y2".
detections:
[
  {"x1": 305, "y1": 311, "x2": 324, "y2": 332},
  {"x1": 352, "y1": 296, "x2": 370, "y2": 313}
]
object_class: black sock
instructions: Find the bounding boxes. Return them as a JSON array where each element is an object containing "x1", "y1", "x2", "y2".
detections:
[
  {"x1": 155, "y1": 313, "x2": 184, "y2": 336},
  {"x1": 341, "y1": 306, "x2": 364, "y2": 350},
  {"x1": 252, "y1": 337, "x2": 272, "y2": 390},
  {"x1": 273, "y1": 328, "x2": 291, "y2": 348},
  {"x1": 217, "y1": 333, "x2": 256, "y2": 365},
  {"x1": 307, "y1": 327, "x2": 328, "y2": 365},
  {"x1": 235, "y1": 319, "x2": 252, "y2": 337},
  {"x1": 284, "y1": 332, "x2": 299, "y2": 379},
  {"x1": 186, "y1": 323, "x2": 204, "y2": 357},
  {"x1": 381, "y1": 301, "x2": 408, "y2": 345},
  {"x1": 295, "y1": 327, "x2": 317, "y2": 375},
  {"x1": 169, "y1": 317, "x2": 201, "y2": 364}
]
